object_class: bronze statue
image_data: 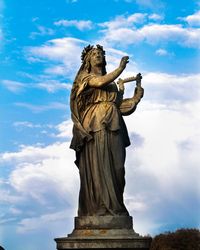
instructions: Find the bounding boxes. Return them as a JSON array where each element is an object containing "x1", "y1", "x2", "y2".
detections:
[{"x1": 70, "y1": 44, "x2": 144, "y2": 217}]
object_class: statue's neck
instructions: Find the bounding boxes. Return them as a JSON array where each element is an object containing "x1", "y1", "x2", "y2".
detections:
[{"x1": 90, "y1": 66, "x2": 103, "y2": 76}]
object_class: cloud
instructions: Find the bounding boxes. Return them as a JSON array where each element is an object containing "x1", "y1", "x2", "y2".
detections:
[
  {"x1": 55, "y1": 120, "x2": 73, "y2": 138},
  {"x1": 148, "y1": 13, "x2": 164, "y2": 21},
  {"x1": 121, "y1": 73, "x2": 200, "y2": 234},
  {"x1": 99, "y1": 13, "x2": 200, "y2": 48},
  {"x1": 140, "y1": 24, "x2": 200, "y2": 47},
  {"x1": 99, "y1": 13, "x2": 147, "y2": 30},
  {"x1": 15, "y1": 102, "x2": 67, "y2": 113},
  {"x1": 0, "y1": 0, "x2": 4, "y2": 44},
  {"x1": 27, "y1": 37, "x2": 88, "y2": 79},
  {"x1": 1, "y1": 80, "x2": 26, "y2": 93},
  {"x1": 54, "y1": 19, "x2": 93, "y2": 31},
  {"x1": 1, "y1": 79, "x2": 71, "y2": 93},
  {"x1": 0, "y1": 136, "x2": 79, "y2": 234},
  {"x1": 30, "y1": 25, "x2": 55, "y2": 39},
  {"x1": 36, "y1": 80, "x2": 71, "y2": 92},
  {"x1": 1, "y1": 67, "x2": 200, "y2": 234},
  {"x1": 124, "y1": 0, "x2": 165, "y2": 10},
  {"x1": 141, "y1": 72, "x2": 200, "y2": 103},
  {"x1": 155, "y1": 48, "x2": 172, "y2": 56},
  {"x1": 183, "y1": 10, "x2": 200, "y2": 26},
  {"x1": 13, "y1": 121, "x2": 42, "y2": 128},
  {"x1": 17, "y1": 210, "x2": 73, "y2": 233}
]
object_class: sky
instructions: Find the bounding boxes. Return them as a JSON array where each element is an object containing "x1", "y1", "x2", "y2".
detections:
[{"x1": 0, "y1": 0, "x2": 200, "y2": 249}]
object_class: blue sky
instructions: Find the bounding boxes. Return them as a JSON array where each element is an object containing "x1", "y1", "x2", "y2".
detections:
[{"x1": 0, "y1": 0, "x2": 200, "y2": 249}]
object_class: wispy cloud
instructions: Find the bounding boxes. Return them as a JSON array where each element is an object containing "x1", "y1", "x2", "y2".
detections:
[
  {"x1": 124, "y1": 0, "x2": 165, "y2": 10},
  {"x1": 15, "y1": 102, "x2": 67, "y2": 113},
  {"x1": 0, "y1": 0, "x2": 4, "y2": 44},
  {"x1": 1, "y1": 80, "x2": 26, "y2": 93},
  {"x1": 149, "y1": 13, "x2": 164, "y2": 21},
  {"x1": 54, "y1": 19, "x2": 93, "y2": 31},
  {"x1": 1, "y1": 79, "x2": 71, "y2": 93},
  {"x1": 99, "y1": 13, "x2": 147, "y2": 30},
  {"x1": 13, "y1": 121, "x2": 42, "y2": 128},
  {"x1": 36, "y1": 80, "x2": 71, "y2": 92},
  {"x1": 27, "y1": 37, "x2": 87, "y2": 79},
  {"x1": 155, "y1": 48, "x2": 172, "y2": 56},
  {"x1": 30, "y1": 25, "x2": 55, "y2": 39}
]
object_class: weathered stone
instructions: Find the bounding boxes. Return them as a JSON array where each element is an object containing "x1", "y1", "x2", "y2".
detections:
[
  {"x1": 74, "y1": 216, "x2": 133, "y2": 229},
  {"x1": 55, "y1": 216, "x2": 152, "y2": 249},
  {"x1": 55, "y1": 235, "x2": 151, "y2": 249}
]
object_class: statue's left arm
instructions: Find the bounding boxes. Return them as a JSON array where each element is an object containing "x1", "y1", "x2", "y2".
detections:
[{"x1": 118, "y1": 74, "x2": 144, "y2": 116}]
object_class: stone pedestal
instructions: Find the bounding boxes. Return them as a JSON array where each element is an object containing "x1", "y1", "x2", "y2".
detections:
[{"x1": 55, "y1": 216, "x2": 152, "y2": 249}]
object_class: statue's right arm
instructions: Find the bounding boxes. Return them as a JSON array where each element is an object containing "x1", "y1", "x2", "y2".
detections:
[{"x1": 88, "y1": 56, "x2": 129, "y2": 88}]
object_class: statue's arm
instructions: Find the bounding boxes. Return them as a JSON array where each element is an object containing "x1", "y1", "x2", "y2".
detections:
[
  {"x1": 119, "y1": 86, "x2": 144, "y2": 116},
  {"x1": 88, "y1": 56, "x2": 129, "y2": 88}
]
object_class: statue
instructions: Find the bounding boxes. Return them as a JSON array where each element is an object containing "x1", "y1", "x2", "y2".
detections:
[
  {"x1": 55, "y1": 44, "x2": 152, "y2": 250},
  {"x1": 70, "y1": 44, "x2": 144, "y2": 217}
]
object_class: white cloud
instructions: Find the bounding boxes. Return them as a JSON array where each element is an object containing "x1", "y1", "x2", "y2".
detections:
[
  {"x1": 100, "y1": 13, "x2": 147, "y2": 30},
  {"x1": 140, "y1": 24, "x2": 200, "y2": 47},
  {"x1": 17, "y1": 210, "x2": 73, "y2": 233},
  {"x1": 30, "y1": 25, "x2": 54, "y2": 39},
  {"x1": 184, "y1": 10, "x2": 200, "y2": 26},
  {"x1": 15, "y1": 102, "x2": 67, "y2": 113},
  {"x1": 54, "y1": 19, "x2": 93, "y2": 31},
  {"x1": 99, "y1": 13, "x2": 200, "y2": 48},
  {"x1": 44, "y1": 65, "x2": 66, "y2": 75},
  {"x1": 1, "y1": 78, "x2": 71, "y2": 93},
  {"x1": 36, "y1": 80, "x2": 71, "y2": 92},
  {"x1": 1, "y1": 140, "x2": 78, "y2": 201},
  {"x1": 13, "y1": 121, "x2": 42, "y2": 128},
  {"x1": 124, "y1": 0, "x2": 164, "y2": 10},
  {"x1": 155, "y1": 48, "x2": 172, "y2": 56},
  {"x1": 1, "y1": 71, "x2": 200, "y2": 235},
  {"x1": 149, "y1": 13, "x2": 164, "y2": 21},
  {"x1": 27, "y1": 37, "x2": 88, "y2": 79},
  {"x1": 0, "y1": 136, "x2": 78, "y2": 233},
  {"x1": 155, "y1": 48, "x2": 168, "y2": 56},
  {"x1": 1, "y1": 80, "x2": 26, "y2": 93},
  {"x1": 56, "y1": 120, "x2": 73, "y2": 138}
]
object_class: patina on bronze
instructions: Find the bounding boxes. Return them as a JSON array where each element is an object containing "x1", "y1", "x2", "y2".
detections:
[{"x1": 70, "y1": 44, "x2": 144, "y2": 217}]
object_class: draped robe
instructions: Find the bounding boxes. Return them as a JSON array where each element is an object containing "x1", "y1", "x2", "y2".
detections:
[{"x1": 70, "y1": 73, "x2": 132, "y2": 216}]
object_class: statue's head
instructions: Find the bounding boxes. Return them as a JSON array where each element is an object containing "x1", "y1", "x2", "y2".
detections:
[{"x1": 81, "y1": 44, "x2": 107, "y2": 75}]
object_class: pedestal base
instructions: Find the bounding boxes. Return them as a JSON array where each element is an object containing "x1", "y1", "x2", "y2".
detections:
[{"x1": 55, "y1": 216, "x2": 152, "y2": 250}]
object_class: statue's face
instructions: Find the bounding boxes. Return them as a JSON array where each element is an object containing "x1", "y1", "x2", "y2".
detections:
[{"x1": 90, "y1": 49, "x2": 104, "y2": 68}]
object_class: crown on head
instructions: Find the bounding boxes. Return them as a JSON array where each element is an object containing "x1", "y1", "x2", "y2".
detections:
[{"x1": 81, "y1": 44, "x2": 105, "y2": 62}]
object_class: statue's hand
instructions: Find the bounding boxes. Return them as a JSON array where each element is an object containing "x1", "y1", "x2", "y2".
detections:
[
  {"x1": 135, "y1": 86, "x2": 144, "y2": 100},
  {"x1": 136, "y1": 73, "x2": 142, "y2": 81},
  {"x1": 119, "y1": 56, "x2": 129, "y2": 70}
]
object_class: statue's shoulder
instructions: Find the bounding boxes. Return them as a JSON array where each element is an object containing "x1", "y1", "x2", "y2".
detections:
[{"x1": 80, "y1": 72, "x2": 96, "y2": 83}]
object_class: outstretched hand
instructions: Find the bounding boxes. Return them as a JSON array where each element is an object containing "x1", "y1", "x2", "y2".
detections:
[
  {"x1": 135, "y1": 73, "x2": 142, "y2": 81},
  {"x1": 119, "y1": 56, "x2": 129, "y2": 70}
]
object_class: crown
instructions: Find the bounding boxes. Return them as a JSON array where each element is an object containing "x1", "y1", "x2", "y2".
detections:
[{"x1": 81, "y1": 44, "x2": 105, "y2": 62}]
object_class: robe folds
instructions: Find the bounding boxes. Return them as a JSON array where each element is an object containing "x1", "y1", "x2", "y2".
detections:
[{"x1": 70, "y1": 73, "x2": 130, "y2": 216}]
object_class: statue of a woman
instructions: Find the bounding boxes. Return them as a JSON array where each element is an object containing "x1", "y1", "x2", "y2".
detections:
[{"x1": 70, "y1": 45, "x2": 143, "y2": 217}]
